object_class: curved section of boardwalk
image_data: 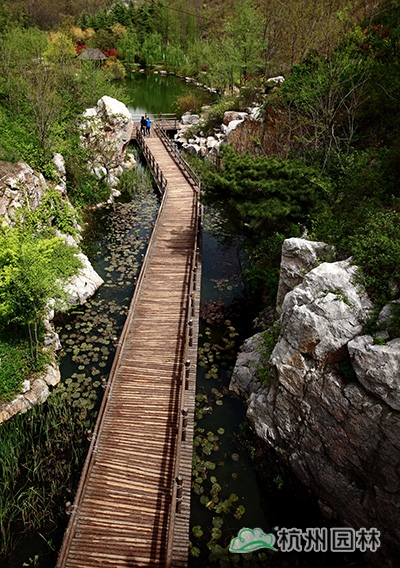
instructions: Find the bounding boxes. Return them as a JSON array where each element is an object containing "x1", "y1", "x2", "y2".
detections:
[{"x1": 56, "y1": 129, "x2": 201, "y2": 567}]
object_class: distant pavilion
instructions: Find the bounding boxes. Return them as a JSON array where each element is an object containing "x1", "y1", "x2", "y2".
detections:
[{"x1": 77, "y1": 48, "x2": 107, "y2": 62}]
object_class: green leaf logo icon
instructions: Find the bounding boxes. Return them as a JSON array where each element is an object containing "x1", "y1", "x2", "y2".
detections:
[{"x1": 229, "y1": 527, "x2": 277, "y2": 553}]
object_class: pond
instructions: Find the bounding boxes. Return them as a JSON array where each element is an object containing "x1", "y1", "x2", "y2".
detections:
[
  {"x1": 125, "y1": 71, "x2": 215, "y2": 118},
  {"x1": 188, "y1": 208, "x2": 272, "y2": 564}
]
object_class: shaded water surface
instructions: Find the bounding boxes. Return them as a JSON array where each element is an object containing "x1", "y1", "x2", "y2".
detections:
[{"x1": 125, "y1": 72, "x2": 215, "y2": 118}]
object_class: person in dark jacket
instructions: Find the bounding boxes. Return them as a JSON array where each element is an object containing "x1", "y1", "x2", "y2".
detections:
[{"x1": 140, "y1": 116, "x2": 146, "y2": 136}]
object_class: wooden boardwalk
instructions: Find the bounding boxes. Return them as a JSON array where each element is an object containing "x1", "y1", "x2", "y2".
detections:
[{"x1": 56, "y1": 127, "x2": 201, "y2": 567}]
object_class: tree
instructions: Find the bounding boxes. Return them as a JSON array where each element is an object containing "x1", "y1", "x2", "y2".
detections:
[
  {"x1": 280, "y1": 49, "x2": 370, "y2": 167},
  {"x1": 206, "y1": 0, "x2": 265, "y2": 92},
  {"x1": 202, "y1": 146, "x2": 326, "y2": 239}
]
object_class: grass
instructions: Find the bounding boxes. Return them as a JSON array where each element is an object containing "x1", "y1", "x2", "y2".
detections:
[{"x1": 0, "y1": 337, "x2": 32, "y2": 402}]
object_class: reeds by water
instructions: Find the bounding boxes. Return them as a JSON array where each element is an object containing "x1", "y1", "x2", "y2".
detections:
[{"x1": 0, "y1": 388, "x2": 94, "y2": 558}]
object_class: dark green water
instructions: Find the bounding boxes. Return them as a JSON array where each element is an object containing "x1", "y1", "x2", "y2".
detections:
[{"x1": 125, "y1": 71, "x2": 215, "y2": 118}]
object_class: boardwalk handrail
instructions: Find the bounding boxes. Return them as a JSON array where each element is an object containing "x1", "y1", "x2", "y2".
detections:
[
  {"x1": 136, "y1": 127, "x2": 168, "y2": 195},
  {"x1": 133, "y1": 130, "x2": 203, "y2": 565},
  {"x1": 57, "y1": 125, "x2": 202, "y2": 568},
  {"x1": 165, "y1": 200, "x2": 202, "y2": 566},
  {"x1": 131, "y1": 112, "x2": 177, "y2": 129},
  {"x1": 155, "y1": 123, "x2": 202, "y2": 193}
]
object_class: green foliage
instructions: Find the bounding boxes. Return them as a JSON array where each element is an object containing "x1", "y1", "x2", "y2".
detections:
[
  {"x1": 63, "y1": 139, "x2": 111, "y2": 208},
  {"x1": 241, "y1": 231, "x2": 285, "y2": 302},
  {"x1": 279, "y1": 48, "x2": 371, "y2": 167},
  {"x1": 202, "y1": 146, "x2": 326, "y2": 239},
  {"x1": 349, "y1": 209, "x2": 400, "y2": 306},
  {"x1": 140, "y1": 31, "x2": 163, "y2": 66},
  {"x1": 15, "y1": 189, "x2": 79, "y2": 237},
  {"x1": 174, "y1": 91, "x2": 207, "y2": 115},
  {"x1": 104, "y1": 57, "x2": 126, "y2": 80},
  {"x1": 117, "y1": 163, "x2": 154, "y2": 197},
  {"x1": 0, "y1": 337, "x2": 32, "y2": 401},
  {"x1": 164, "y1": 43, "x2": 185, "y2": 74},
  {"x1": 201, "y1": 98, "x2": 237, "y2": 136},
  {"x1": 0, "y1": 388, "x2": 95, "y2": 557},
  {"x1": 0, "y1": 228, "x2": 82, "y2": 358},
  {"x1": 256, "y1": 321, "x2": 281, "y2": 386}
]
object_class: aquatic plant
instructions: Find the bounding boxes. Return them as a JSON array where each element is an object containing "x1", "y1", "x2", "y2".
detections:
[{"x1": 0, "y1": 389, "x2": 94, "y2": 559}]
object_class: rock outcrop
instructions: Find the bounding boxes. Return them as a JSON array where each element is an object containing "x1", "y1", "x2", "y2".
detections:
[
  {"x1": 174, "y1": 105, "x2": 262, "y2": 161},
  {"x1": 65, "y1": 252, "x2": 104, "y2": 305},
  {"x1": 276, "y1": 237, "x2": 335, "y2": 306},
  {"x1": 230, "y1": 238, "x2": 400, "y2": 567},
  {"x1": 0, "y1": 161, "x2": 49, "y2": 226},
  {"x1": 80, "y1": 96, "x2": 136, "y2": 197},
  {"x1": 0, "y1": 160, "x2": 103, "y2": 421}
]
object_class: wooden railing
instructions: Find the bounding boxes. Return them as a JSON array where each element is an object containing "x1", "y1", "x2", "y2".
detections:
[
  {"x1": 56, "y1": 122, "x2": 202, "y2": 568},
  {"x1": 165, "y1": 198, "x2": 202, "y2": 567},
  {"x1": 131, "y1": 112, "x2": 178, "y2": 129},
  {"x1": 136, "y1": 127, "x2": 168, "y2": 195},
  {"x1": 133, "y1": 127, "x2": 202, "y2": 565},
  {"x1": 155, "y1": 123, "x2": 202, "y2": 193},
  {"x1": 56, "y1": 168, "x2": 172, "y2": 568}
]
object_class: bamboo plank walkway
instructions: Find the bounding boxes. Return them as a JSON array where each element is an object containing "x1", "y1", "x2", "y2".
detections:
[{"x1": 56, "y1": 127, "x2": 201, "y2": 567}]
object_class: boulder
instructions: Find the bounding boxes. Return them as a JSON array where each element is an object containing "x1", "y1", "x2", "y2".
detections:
[
  {"x1": 0, "y1": 362, "x2": 61, "y2": 424},
  {"x1": 221, "y1": 114, "x2": 247, "y2": 136},
  {"x1": 222, "y1": 111, "x2": 247, "y2": 125},
  {"x1": 65, "y1": 252, "x2": 104, "y2": 305},
  {"x1": 0, "y1": 162, "x2": 49, "y2": 226},
  {"x1": 181, "y1": 112, "x2": 200, "y2": 125},
  {"x1": 276, "y1": 237, "x2": 335, "y2": 306},
  {"x1": 280, "y1": 259, "x2": 373, "y2": 366},
  {"x1": 230, "y1": 238, "x2": 400, "y2": 566},
  {"x1": 377, "y1": 300, "x2": 400, "y2": 335},
  {"x1": 348, "y1": 335, "x2": 400, "y2": 411},
  {"x1": 80, "y1": 96, "x2": 135, "y2": 192},
  {"x1": 266, "y1": 75, "x2": 285, "y2": 84},
  {"x1": 230, "y1": 333, "x2": 264, "y2": 398}
]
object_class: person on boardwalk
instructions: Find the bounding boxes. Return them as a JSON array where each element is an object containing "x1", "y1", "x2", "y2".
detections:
[
  {"x1": 140, "y1": 116, "x2": 146, "y2": 136},
  {"x1": 146, "y1": 117, "x2": 151, "y2": 137}
]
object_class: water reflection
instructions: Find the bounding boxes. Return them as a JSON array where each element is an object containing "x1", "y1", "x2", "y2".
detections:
[{"x1": 125, "y1": 72, "x2": 216, "y2": 117}]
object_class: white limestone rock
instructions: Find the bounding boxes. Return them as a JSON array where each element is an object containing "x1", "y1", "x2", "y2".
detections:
[
  {"x1": 181, "y1": 112, "x2": 200, "y2": 125},
  {"x1": 276, "y1": 237, "x2": 335, "y2": 306},
  {"x1": 229, "y1": 237, "x2": 399, "y2": 566},
  {"x1": 0, "y1": 162, "x2": 48, "y2": 226},
  {"x1": 80, "y1": 96, "x2": 135, "y2": 194},
  {"x1": 230, "y1": 332, "x2": 264, "y2": 397},
  {"x1": 280, "y1": 260, "x2": 373, "y2": 365},
  {"x1": 348, "y1": 335, "x2": 400, "y2": 411},
  {"x1": 65, "y1": 253, "x2": 104, "y2": 305}
]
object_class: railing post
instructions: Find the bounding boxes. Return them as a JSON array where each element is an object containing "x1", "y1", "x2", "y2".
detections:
[
  {"x1": 184, "y1": 359, "x2": 190, "y2": 390},
  {"x1": 190, "y1": 292, "x2": 195, "y2": 317},
  {"x1": 176, "y1": 476, "x2": 183, "y2": 513},
  {"x1": 188, "y1": 319, "x2": 193, "y2": 347},
  {"x1": 192, "y1": 265, "x2": 197, "y2": 290},
  {"x1": 181, "y1": 408, "x2": 188, "y2": 441}
]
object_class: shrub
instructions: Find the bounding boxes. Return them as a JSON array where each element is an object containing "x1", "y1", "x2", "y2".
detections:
[
  {"x1": 349, "y1": 209, "x2": 400, "y2": 306},
  {"x1": 256, "y1": 321, "x2": 281, "y2": 386}
]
